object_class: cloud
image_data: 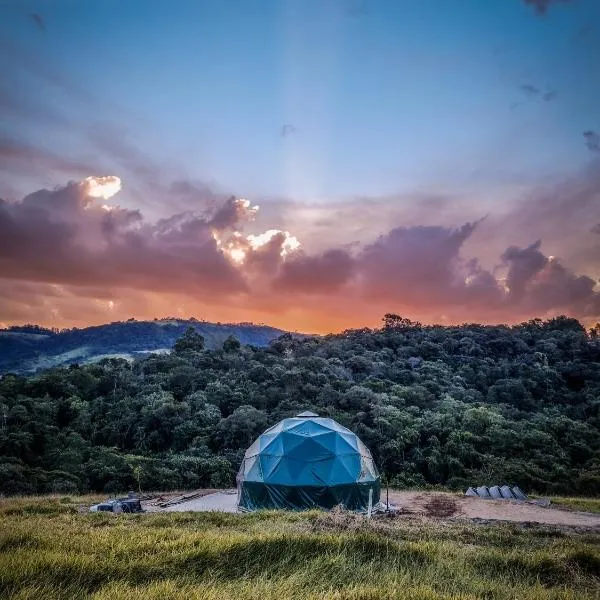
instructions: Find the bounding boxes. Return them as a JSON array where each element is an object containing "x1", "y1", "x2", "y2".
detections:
[
  {"x1": 1, "y1": 177, "x2": 600, "y2": 332},
  {"x1": 28, "y1": 13, "x2": 45, "y2": 32},
  {"x1": 523, "y1": 0, "x2": 575, "y2": 16},
  {"x1": 208, "y1": 197, "x2": 258, "y2": 231},
  {"x1": 274, "y1": 249, "x2": 355, "y2": 293},
  {"x1": 281, "y1": 124, "x2": 296, "y2": 137},
  {"x1": 520, "y1": 84, "x2": 540, "y2": 97},
  {"x1": 476, "y1": 160, "x2": 600, "y2": 274},
  {"x1": 0, "y1": 136, "x2": 100, "y2": 177},
  {"x1": 0, "y1": 180, "x2": 246, "y2": 297},
  {"x1": 513, "y1": 85, "x2": 557, "y2": 110},
  {"x1": 584, "y1": 131, "x2": 600, "y2": 153},
  {"x1": 524, "y1": 258, "x2": 599, "y2": 314},
  {"x1": 357, "y1": 222, "x2": 485, "y2": 305},
  {"x1": 501, "y1": 241, "x2": 548, "y2": 301}
]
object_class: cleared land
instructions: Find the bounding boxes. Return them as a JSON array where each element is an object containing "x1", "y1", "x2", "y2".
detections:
[
  {"x1": 386, "y1": 491, "x2": 600, "y2": 527},
  {"x1": 1, "y1": 494, "x2": 599, "y2": 600},
  {"x1": 146, "y1": 489, "x2": 600, "y2": 528}
]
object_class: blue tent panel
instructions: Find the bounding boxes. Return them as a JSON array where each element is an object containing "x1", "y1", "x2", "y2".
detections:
[{"x1": 237, "y1": 412, "x2": 380, "y2": 512}]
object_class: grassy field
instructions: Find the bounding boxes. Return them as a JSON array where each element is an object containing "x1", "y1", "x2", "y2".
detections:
[
  {"x1": 0, "y1": 495, "x2": 599, "y2": 600},
  {"x1": 548, "y1": 497, "x2": 600, "y2": 514}
]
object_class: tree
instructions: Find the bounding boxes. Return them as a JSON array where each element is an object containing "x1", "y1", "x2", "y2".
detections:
[
  {"x1": 382, "y1": 314, "x2": 422, "y2": 331},
  {"x1": 173, "y1": 327, "x2": 205, "y2": 354},
  {"x1": 223, "y1": 335, "x2": 241, "y2": 353},
  {"x1": 1, "y1": 313, "x2": 599, "y2": 496},
  {"x1": 212, "y1": 405, "x2": 269, "y2": 450}
]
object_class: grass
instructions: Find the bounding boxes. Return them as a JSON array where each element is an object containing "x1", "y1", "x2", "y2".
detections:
[
  {"x1": 0, "y1": 495, "x2": 599, "y2": 600},
  {"x1": 550, "y1": 497, "x2": 600, "y2": 515}
]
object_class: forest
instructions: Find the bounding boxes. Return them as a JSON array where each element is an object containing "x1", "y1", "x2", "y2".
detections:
[{"x1": 1, "y1": 314, "x2": 599, "y2": 496}]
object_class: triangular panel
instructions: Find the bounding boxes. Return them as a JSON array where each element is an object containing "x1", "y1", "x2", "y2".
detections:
[{"x1": 237, "y1": 414, "x2": 381, "y2": 511}]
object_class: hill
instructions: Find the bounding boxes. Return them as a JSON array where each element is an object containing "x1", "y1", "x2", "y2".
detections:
[
  {"x1": 0, "y1": 314, "x2": 599, "y2": 497},
  {"x1": 0, "y1": 319, "x2": 291, "y2": 374}
]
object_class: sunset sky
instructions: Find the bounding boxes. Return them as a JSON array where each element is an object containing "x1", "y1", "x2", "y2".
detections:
[{"x1": 1, "y1": 0, "x2": 600, "y2": 333}]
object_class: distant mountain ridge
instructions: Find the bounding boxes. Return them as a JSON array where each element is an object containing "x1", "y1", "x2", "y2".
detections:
[{"x1": 0, "y1": 319, "x2": 294, "y2": 374}]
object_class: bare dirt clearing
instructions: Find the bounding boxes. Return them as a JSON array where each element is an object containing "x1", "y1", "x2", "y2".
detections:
[
  {"x1": 388, "y1": 491, "x2": 600, "y2": 528},
  {"x1": 141, "y1": 489, "x2": 600, "y2": 528}
]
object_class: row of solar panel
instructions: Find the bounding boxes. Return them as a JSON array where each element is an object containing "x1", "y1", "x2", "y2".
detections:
[{"x1": 465, "y1": 485, "x2": 528, "y2": 500}]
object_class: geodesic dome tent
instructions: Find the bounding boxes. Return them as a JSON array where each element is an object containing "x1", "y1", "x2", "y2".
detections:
[{"x1": 236, "y1": 411, "x2": 380, "y2": 511}]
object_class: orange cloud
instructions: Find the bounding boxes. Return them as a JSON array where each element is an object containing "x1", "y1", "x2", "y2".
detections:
[{"x1": 1, "y1": 176, "x2": 599, "y2": 333}]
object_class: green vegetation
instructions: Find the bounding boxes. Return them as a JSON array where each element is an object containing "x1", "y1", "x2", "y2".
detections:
[
  {"x1": 0, "y1": 495, "x2": 598, "y2": 600},
  {"x1": 1, "y1": 315, "x2": 599, "y2": 496},
  {"x1": 550, "y1": 497, "x2": 600, "y2": 514}
]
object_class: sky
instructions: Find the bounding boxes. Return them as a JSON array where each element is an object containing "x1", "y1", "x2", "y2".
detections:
[{"x1": 1, "y1": 0, "x2": 600, "y2": 333}]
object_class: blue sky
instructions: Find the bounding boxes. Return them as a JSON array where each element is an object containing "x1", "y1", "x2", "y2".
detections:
[{"x1": 2, "y1": 0, "x2": 599, "y2": 204}]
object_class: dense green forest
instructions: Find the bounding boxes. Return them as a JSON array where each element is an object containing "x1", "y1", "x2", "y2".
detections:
[{"x1": 1, "y1": 314, "x2": 599, "y2": 496}]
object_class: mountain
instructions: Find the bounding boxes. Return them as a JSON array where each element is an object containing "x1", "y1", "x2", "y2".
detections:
[{"x1": 0, "y1": 319, "x2": 292, "y2": 374}]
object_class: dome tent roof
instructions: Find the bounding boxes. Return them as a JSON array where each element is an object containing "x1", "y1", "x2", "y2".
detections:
[{"x1": 236, "y1": 411, "x2": 380, "y2": 511}]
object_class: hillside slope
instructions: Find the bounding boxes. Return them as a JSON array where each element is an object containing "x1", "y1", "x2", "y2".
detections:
[
  {"x1": 1, "y1": 314, "x2": 599, "y2": 497},
  {"x1": 0, "y1": 319, "x2": 290, "y2": 373}
]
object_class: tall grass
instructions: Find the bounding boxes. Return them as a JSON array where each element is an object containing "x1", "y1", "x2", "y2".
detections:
[{"x1": 0, "y1": 496, "x2": 598, "y2": 599}]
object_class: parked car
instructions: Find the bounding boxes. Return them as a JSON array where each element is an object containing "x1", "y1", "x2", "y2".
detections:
[{"x1": 89, "y1": 497, "x2": 143, "y2": 513}]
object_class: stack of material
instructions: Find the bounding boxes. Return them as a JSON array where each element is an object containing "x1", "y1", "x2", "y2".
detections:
[
  {"x1": 465, "y1": 485, "x2": 528, "y2": 500},
  {"x1": 155, "y1": 491, "x2": 207, "y2": 508}
]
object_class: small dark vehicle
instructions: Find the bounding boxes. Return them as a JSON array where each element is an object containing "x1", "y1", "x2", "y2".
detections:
[
  {"x1": 116, "y1": 498, "x2": 143, "y2": 513},
  {"x1": 89, "y1": 496, "x2": 144, "y2": 513}
]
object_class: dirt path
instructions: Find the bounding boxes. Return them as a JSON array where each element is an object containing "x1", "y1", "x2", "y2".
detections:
[
  {"x1": 158, "y1": 491, "x2": 238, "y2": 513},
  {"x1": 387, "y1": 491, "x2": 600, "y2": 528}
]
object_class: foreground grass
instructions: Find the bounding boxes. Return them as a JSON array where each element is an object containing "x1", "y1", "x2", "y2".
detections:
[{"x1": 0, "y1": 496, "x2": 599, "y2": 600}]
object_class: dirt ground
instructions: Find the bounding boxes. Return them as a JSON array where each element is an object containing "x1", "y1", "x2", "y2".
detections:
[
  {"x1": 149, "y1": 491, "x2": 238, "y2": 513},
  {"x1": 387, "y1": 490, "x2": 600, "y2": 528},
  {"x1": 141, "y1": 489, "x2": 600, "y2": 528},
  {"x1": 142, "y1": 489, "x2": 222, "y2": 512}
]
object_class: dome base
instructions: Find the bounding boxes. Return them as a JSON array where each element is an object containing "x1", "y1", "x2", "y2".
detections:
[{"x1": 237, "y1": 480, "x2": 380, "y2": 512}]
